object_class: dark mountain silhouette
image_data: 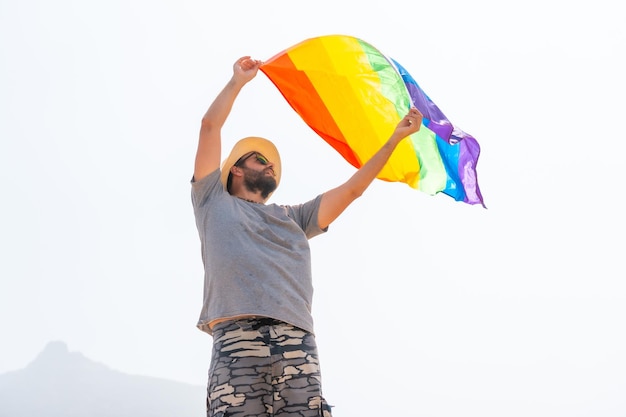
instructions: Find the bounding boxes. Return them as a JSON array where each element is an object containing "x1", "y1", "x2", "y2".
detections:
[{"x1": 0, "y1": 341, "x2": 205, "y2": 417}]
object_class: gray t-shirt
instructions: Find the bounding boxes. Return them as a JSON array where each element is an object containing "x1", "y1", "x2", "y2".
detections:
[{"x1": 191, "y1": 169, "x2": 327, "y2": 335}]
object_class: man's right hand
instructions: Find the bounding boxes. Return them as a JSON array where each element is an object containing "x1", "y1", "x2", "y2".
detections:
[{"x1": 233, "y1": 56, "x2": 262, "y2": 85}]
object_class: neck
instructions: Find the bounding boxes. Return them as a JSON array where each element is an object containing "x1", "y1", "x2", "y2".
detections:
[
  {"x1": 230, "y1": 184, "x2": 266, "y2": 204},
  {"x1": 233, "y1": 193, "x2": 264, "y2": 204}
]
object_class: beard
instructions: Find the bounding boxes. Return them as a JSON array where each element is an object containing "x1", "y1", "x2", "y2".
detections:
[{"x1": 242, "y1": 167, "x2": 278, "y2": 198}]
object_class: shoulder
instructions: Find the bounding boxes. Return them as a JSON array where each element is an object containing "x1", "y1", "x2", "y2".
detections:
[{"x1": 191, "y1": 168, "x2": 224, "y2": 207}]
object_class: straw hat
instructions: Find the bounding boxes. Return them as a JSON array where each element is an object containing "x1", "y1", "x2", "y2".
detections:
[{"x1": 220, "y1": 136, "x2": 282, "y2": 195}]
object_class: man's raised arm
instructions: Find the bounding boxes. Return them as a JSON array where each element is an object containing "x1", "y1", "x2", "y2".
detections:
[
  {"x1": 317, "y1": 107, "x2": 423, "y2": 229},
  {"x1": 194, "y1": 56, "x2": 262, "y2": 182}
]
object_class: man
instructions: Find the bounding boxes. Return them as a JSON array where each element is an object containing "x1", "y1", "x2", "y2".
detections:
[{"x1": 191, "y1": 56, "x2": 423, "y2": 417}]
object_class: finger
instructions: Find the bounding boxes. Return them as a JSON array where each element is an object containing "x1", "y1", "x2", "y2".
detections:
[
  {"x1": 408, "y1": 107, "x2": 421, "y2": 116},
  {"x1": 241, "y1": 59, "x2": 258, "y2": 70}
]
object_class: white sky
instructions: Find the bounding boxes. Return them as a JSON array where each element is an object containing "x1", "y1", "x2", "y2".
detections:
[{"x1": 1, "y1": 1, "x2": 625, "y2": 416}]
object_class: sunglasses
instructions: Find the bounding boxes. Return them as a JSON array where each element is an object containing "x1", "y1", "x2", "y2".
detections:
[{"x1": 236, "y1": 152, "x2": 269, "y2": 166}]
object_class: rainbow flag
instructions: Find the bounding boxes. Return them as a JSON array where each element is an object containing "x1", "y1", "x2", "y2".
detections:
[{"x1": 260, "y1": 34, "x2": 485, "y2": 207}]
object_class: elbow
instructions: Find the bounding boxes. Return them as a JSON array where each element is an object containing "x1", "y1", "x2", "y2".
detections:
[
  {"x1": 200, "y1": 116, "x2": 214, "y2": 130},
  {"x1": 349, "y1": 187, "x2": 365, "y2": 201},
  {"x1": 200, "y1": 117, "x2": 221, "y2": 136},
  {"x1": 340, "y1": 183, "x2": 366, "y2": 203}
]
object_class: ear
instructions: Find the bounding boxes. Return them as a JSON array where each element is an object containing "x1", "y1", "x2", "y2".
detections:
[{"x1": 230, "y1": 165, "x2": 243, "y2": 177}]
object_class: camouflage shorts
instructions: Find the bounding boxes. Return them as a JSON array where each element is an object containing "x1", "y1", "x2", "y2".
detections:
[{"x1": 207, "y1": 317, "x2": 333, "y2": 417}]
